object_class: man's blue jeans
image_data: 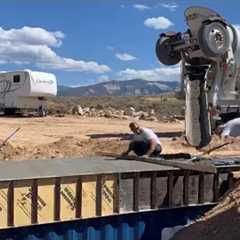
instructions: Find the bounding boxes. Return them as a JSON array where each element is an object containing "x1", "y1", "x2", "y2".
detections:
[{"x1": 129, "y1": 141, "x2": 162, "y2": 156}]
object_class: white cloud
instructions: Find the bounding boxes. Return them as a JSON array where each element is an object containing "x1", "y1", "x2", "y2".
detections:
[
  {"x1": 38, "y1": 57, "x2": 110, "y2": 73},
  {"x1": 0, "y1": 26, "x2": 110, "y2": 73},
  {"x1": 160, "y1": 3, "x2": 178, "y2": 12},
  {"x1": 115, "y1": 53, "x2": 137, "y2": 61},
  {"x1": 118, "y1": 67, "x2": 180, "y2": 81},
  {"x1": 0, "y1": 26, "x2": 64, "y2": 47},
  {"x1": 144, "y1": 16, "x2": 173, "y2": 30},
  {"x1": 133, "y1": 4, "x2": 151, "y2": 11},
  {"x1": 97, "y1": 75, "x2": 110, "y2": 82}
]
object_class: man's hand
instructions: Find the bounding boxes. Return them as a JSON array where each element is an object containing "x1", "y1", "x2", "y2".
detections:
[
  {"x1": 121, "y1": 142, "x2": 133, "y2": 156},
  {"x1": 121, "y1": 151, "x2": 130, "y2": 156}
]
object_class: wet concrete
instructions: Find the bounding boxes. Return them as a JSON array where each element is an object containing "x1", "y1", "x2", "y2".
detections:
[{"x1": 0, "y1": 156, "x2": 177, "y2": 181}]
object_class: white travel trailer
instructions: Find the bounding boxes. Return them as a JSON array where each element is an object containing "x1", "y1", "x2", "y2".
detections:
[{"x1": 0, "y1": 69, "x2": 57, "y2": 115}]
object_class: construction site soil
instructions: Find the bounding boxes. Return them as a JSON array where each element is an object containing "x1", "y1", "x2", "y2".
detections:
[
  {"x1": 0, "y1": 115, "x2": 240, "y2": 239},
  {"x1": 172, "y1": 180, "x2": 240, "y2": 240}
]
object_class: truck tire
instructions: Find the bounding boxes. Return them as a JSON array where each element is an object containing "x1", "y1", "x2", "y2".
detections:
[
  {"x1": 198, "y1": 21, "x2": 231, "y2": 57},
  {"x1": 156, "y1": 35, "x2": 181, "y2": 65}
]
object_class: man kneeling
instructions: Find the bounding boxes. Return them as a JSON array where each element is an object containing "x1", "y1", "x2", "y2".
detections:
[{"x1": 122, "y1": 122, "x2": 162, "y2": 157}]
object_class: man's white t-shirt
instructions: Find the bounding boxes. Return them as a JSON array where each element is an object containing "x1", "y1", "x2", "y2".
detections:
[
  {"x1": 133, "y1": 127, "x2": 161, "y2": 145},
  {"x1": 221, "y1": 118, "x2": 240, "y2": 138}
]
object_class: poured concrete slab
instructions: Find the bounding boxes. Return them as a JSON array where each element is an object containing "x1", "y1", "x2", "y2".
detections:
[{"x1": 0, "y1": 156, "x2": 177, "y2": 181}]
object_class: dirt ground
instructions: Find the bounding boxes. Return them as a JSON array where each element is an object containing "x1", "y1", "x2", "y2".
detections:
[
  {"x1": 0, "y1": 115, "x2": 239, "y2": 161},
  {"x1": 173, "y1": 179, "x2": 240, "y2": 240},
  {"x1": 0, "y1": 116, "x2": 181, "y2": 160}
]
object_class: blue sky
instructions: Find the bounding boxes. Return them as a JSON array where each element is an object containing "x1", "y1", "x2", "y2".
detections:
[{"x1": 0, "y1": 0, "x2": 238, "y2": 86}]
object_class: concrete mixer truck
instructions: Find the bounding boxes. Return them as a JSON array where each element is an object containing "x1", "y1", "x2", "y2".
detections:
[{"x1": 156, "y1": 6, "x2": 240, "y2": 148}]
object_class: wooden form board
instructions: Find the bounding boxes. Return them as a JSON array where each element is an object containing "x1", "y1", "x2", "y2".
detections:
[
  {"x1": 0, "y1": 176, "x2": 115, "y2": 228},
  {"x1": 82, "y1": 176, "x2": 96, "y2": 218},
  {"x1": 0, "y1": 168, "x2": 231, "y2": 229},
  {"x1": 0, "y1": 183, "x2": 8, "y2": 228},
  {"x1": 81, "y1": 175, "x2": 115, "y2": 218},
  {"x1": 101, "y1": 153, "x2": 217, "y2": 174},
  {"x1": 37, "y1": 179, "x2": 55, "y2": 224},
  {"x1": 14, "y1": 183, "x2": 32, "y2": 226},
  {"x1": 60, "y1": 179, "x2": 76, "y2": 221}
]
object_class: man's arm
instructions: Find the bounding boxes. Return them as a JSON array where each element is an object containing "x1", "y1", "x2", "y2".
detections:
[
  {"x1": 145, "y1": 139, "x2": 157, "y2": 156},
  {"x1": 221, "y1": 128, "x2": 231, "y2": 139},
  {"x1": 121, "y1": 142, "x2": 132, "y2": 156}
]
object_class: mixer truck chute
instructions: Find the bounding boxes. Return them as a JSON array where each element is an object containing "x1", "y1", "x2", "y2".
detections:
[{"x1": 155, "y1": 6, "x2": 240, "y2": 148}]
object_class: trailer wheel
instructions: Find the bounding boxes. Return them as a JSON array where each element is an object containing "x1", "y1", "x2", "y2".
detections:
[
  {"x1": 4, "y1": 108, "x2": 16, "y2": 115},
  {"x1": 38, "y1": 106, "x2": 47, "y2": 117}
]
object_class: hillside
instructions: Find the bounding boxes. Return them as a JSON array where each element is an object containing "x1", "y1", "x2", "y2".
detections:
[{"x1": 58, "y1": 79, "x2": 179, "y2": 97}]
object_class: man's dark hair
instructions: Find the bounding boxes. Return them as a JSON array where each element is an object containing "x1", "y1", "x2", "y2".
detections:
[{"x1": 129, "y1": 122, "x2": 139, "y2": 129}]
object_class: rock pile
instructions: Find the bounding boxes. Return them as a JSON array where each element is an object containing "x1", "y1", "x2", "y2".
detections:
[
  {"x1": 162, "y1": 114, "x2": 184, "y2": 123},
  {"x1": 71, "y1": 105, "x2": 159, "y2": 121}
]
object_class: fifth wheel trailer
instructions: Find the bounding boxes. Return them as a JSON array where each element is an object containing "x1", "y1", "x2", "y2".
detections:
[{"x1": 0, "y1": 70, "x2": 57, "y2": 116}]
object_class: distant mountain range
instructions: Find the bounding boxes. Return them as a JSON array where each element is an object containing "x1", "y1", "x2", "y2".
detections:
[{"x1": 58, "y1": 79, "x2": 179, "y2": 97}]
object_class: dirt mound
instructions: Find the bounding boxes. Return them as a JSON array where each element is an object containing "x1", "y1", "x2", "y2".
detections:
[
  {"x1": 2, "y1": 136, "x2": 129, "y2": 161},
  {"x1": 29, "y1": 136, "x2": 127, "y2": 159},
  {"x1": 172, "y1": 181, "x2": 240, "y2": 240},
  {"x1": 166, "y1": 135, "x2": 240, "y2": 157},
  {"x1": 196, "y1": 136, "x2": 240, "y2": 157},
  {"x1": 0, "y1": 141, "x2": 22, "y2": 160}
]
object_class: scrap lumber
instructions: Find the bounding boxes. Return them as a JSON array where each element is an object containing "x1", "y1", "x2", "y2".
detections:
[
  {"x1": 199, "y1": 141, "x2": 232, "y2": 156},
  {"x1": 0, "y1": 127, "x2": 21, "y2": 148},
  {"x1": 100, "y1": 153, "x2": 217, "y2": 174},
  {"x1": 190, "y1": 141, "x2": 233, "y2": 161}
]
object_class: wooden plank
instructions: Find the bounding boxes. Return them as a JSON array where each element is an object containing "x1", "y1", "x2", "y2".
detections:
[
  {"x1": 167, "y1": 173, "x2": 174, "y2": 207},
  {"x1": 200, "y1": 142, "x2": 232, "y2": 156},
  {"x1": 183, "y1": 172, "x2": 189, "y2": 206},
  {"x1": 31, "y1": 179, "x2": 38, "y2": 224},
  {"x1": 213, "y1": 174, "x2": 219, "y2": 202},
  {"x1": 227, "y1": 172, "x2": 234, "y2": 189},
  {"x1": 113, "y1": 173, "x2": 120, "y2": 214},
  {"x1": 96, "y1": 175, "x2": 102, "y2": 217},
  {"x1": 7, "y1": 181, "x2": 14, "y2": 226},
  {"x1": 150, "y1": 172, "x2": 157, "y2": 209},
  {"x1": 198, "y1": 174, "x2": 205, "y2": 204},
  {"x1": 133, "y1": 173, "x2": 140, "y2": 211},
  {"x1": 54, "y1": 177, "x2": 61, "y2": 221},
  {"x1": 101, "y1": 154, "x2": 217, "y2": 174},
  {"x1": 75, "y1": 177, "x2": 82, "y2": 218}
]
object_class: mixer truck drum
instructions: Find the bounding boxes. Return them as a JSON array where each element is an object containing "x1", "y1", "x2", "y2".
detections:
[
  {"x1": 198, "y1": 21, "x2": 231, "y2": 57},
  {"x1": 155, "y1": 35, "x2": 181, "y2": 65}
]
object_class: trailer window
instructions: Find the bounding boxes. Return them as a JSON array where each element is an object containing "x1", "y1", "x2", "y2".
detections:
[{"x1": 13, "y1": 75, "x2": 20, "y2": 83}]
